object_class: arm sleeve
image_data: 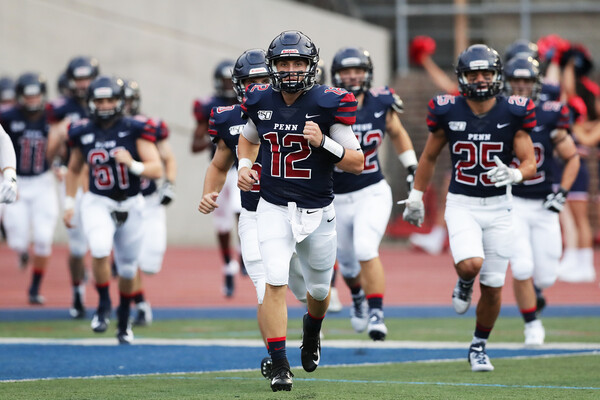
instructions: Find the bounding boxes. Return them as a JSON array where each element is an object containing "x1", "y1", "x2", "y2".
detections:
[
  {"x1": 330, "y1": 123, "x2": 361, "y2": 151},
  {"x1": 241, "y1": 118, "x2": 260, "y2": 144},
  {"x1": 0, "y1": 124, "x2": 16, "y2": 170}
]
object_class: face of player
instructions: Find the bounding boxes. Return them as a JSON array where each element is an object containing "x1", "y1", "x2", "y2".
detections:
[
  {"x1": 93, "y1": 97, "x2": 119, "y2": 112},
  {"x1": 508, "y1": 78, "x2": 535, "y2": 98},
  {"x1": 22, "y1": 94, "x2": 43, "y2": 111},
  {"x1": 465, "y1": 70, "x2": 494, "y2": 91},
  {"x1": 242, "y1": 76, "x2": 270, "y2": 89},
  {"x1": 73, "y1": 77, "x2": 93, "y2": 98},
  {"x1": 337, "y1": 67, "x2": 366, "y2": 88},
  {"x1": 275, "y1": 58, "x2": 309, "y2": 81}
]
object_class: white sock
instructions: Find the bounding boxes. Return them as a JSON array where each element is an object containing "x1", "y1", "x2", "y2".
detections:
[{"x1": 472, "y1": 336, "x2": 487, "y2": 345}]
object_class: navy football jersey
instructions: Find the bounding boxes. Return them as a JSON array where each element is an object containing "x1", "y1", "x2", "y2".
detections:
[
  {"x1": 46, "y1": 96, "x2": 88, "y2": 124},
  {"x1": 193, "y1": 95, "x2": 236, "y2": 158},
  {"x1": 0, "y1": 106, "x2": 50, "y2": 176},
  {"x1": 511, "y1": 100, "x2": 570, "y2": 199},
  {"x1": 208, "y1": 104, "x2": 261, "y2": 212},
  {"x1": 427, "y1": 94, "x2": 536, "y2": 198},
  {"x1": 333, "y1": 87, "x2": 400, "y2": 194},
  {"x1": 68, "y1": 117, "x2": 156, "y2": 200},
  {"x1": 135, "y1": 115, "x2": 170, "y2": 197},
  {"x1": 241, "y1": 84, "x2": 357, "y2": 208}
]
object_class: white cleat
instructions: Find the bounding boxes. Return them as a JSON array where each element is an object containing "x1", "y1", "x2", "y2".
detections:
[
  {"x1": 524, "y1": 319, "x2": 545, "y2": 347},
  {"x1": 452, "y1": 279, "x2": 473, "y2": 315},
  {"x1": 468, "y1": 342, "x2": 494, "y2": 372},
  {"x1": 350, "y1": 293, "x2": 369, "y2": 333}
]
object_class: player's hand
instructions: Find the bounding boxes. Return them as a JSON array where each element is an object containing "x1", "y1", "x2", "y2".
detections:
[
  {"x1": 238, "y1": 167, "x2": 258, "y2": 192},
  {"x1": 487, "y1": 156, "x2": 523, "y2": 187},
  {"x1": 543, "y1": 188, "x2": 568, "y2": 213},
  {"x1": 409, "y1": 35, "x2": 436, "y2": 65},
  {"x1": 399, "y1": 189, "x2": 425, "y2": 227},
  {"x1": 158, "y1": 180, "x2": 175, "y2": 205},
  {"x1": 198, "y1": 192, "x2": 219, "y2": 214},
  {"x1": 0, "y1": 174, "x2": 17, "y2": 204},
  {"x1": 114, "y1": 148, "x2": 133, "y2": 166},
  {"x1": 63, "y1": 208, "x2": 75, "y2": 228},
  {"x1": 406, "y1": 165, "x2": 417, "y2": 192},
  {"x1": 303, "y1": 121, "x2": 323, "y2": 148}
]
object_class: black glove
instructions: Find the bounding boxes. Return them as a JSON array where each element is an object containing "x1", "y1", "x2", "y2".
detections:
[
  {"x1": 406, "y1": 165, "x2": 417, "y2": 192},
  {"x1": 158, "y1": 180, "x2": 175, "y2": 205},
  {"x1": 543, "y1": 187, "x2": 568, "y2": 213}
]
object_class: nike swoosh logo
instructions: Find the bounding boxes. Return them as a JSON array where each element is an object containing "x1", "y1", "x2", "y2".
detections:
[
  {"x1": 305, "y1": 113, "x2": 320, "y2": 119},
  {"x1": 374, "y1": 110, "x2": 385, "y2": 118},
  {"x1": 306, "y1": 210, "x2": 319, "y2": 214},
  {"x1": 496, "y1": 123, "x2": 510, "y2": 129},
  {"x1": 118, "y1": 131, "x2": 130, "y2": 137},
  {"x1": 273, "y1": 347, "x2": 284, "y2": 351},
  {"x1": 533, "y1": 125, "x2": 544, "y2": 132},
  {"x1": 327, "y1": 216, "x2": 335, "y2": 223},
  {"x1": 314, "y1": 349, "x2": 320, "y2": 365},
  {"x1": 471, "y1": 346, "x2": 483, "y2": 352}
]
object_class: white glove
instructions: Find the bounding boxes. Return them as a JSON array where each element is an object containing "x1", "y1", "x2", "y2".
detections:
[
  {"x1": 487, "y1": 156, "x2": 523, "y2": 187},
  {"x1": 400, "y1": 189, "x2": 425, "y2": 227},
  {"x1": 158, "y1": 180, "x2": 175, "y2": 205},
  {"x1": 0, "y1": 169, "x2": 17, "y2": 204},
  {"x1": 543, "y1": 188, "x2": 568, "y2": 213}
]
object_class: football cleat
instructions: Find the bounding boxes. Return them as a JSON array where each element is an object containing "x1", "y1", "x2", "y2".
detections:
[
  {"x1": 28, "y1": 293, "x2": 45, "y2": 305},
  {"x1": 270, "y1": 366, "x2": 293, "y2": 392},
  {"x1": 367, "y1": 309, "x2": 388, "y2": 341},
  {"x1": 133, "y1": 301, "x2": 153, "y2": 326},
  {"x1": 300, "y1": 313, "x2": 321, "y2": 373},
  {"x1": 91, "y1": 310, "x2": 110, "y2": 333},
  {"x1": 260, "y1": 356, "x2": 272, "y2": 379},
  {"x1": 468, "y1": 342, "x2": 494, "y2": 372},
  {"x1": 117, "y1": 324, "x2": 134, "y2": 345},
  {"x1": 69, "y1": 291, "x2": 86, "y2": 319},
  {"x1": 452, "y1": 279, "x2": 473, "y2": 314},
  {"x1": 350, "y1": 291, "x2": 369, "y2": 333},
  {"x1": 524, "y1": 319, "x2": 545, "y2": 347},
  {"x1": 223, "y1": 275, "x2": 234, "y2": 297}
]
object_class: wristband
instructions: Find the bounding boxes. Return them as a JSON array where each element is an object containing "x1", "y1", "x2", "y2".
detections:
[
  {"x1": 2, "y1": 167, "x2": 16, "y2": 182},
  {"x1": 398, "y1": 149, "x2": 418, "y2": 169},
  {"x1": 320, "y1": 135, "x2": 345, "y2": 162},
  {"x1": 129, "y1": 160, "x2": 145, "y2": 176},
  {"x1": 407, "y1": 189, "x2": 424, "y2": 202},
  {"x1": 238, "y1": 158, "x2": 253, "y2": 171},
  {"x1": 513, "y1": 168, "x2": 523, "y2": 183},
  {"x1": 64, "y1": 196, "x2": 76, "y2": 211}
]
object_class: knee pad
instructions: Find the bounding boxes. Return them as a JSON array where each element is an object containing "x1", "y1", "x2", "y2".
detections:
[
  {"x1": 33, "y1": 242, "x2": 52, "y2": 257},
  {"x1": 534, "y1": 272, "x2": 558, "y2": 289},
  {"x1": 139, "y1": 253, "x2": 163, "y2": 274},
  {"x1": 338, "y1": 258, "x2": 360, "y2": 279},
  {"x1": 510, "y1": 259, "x2": 534, "y2": 281},
  {"x1": 115, "y1": 262, "x2": 137, "y2": 280},
  {"x1": 479, "y1": 271, "x2": 506, "y2": 288},
  {"x1": 307, "y1": 282, "x2": 330, "y2": 302}
]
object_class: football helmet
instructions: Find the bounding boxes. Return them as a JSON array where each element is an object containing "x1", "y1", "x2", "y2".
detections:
[
  {"x1": 331, "y1": 46, "x2": 373, "y2": 95},
  {"x1": 455, "y1": 44, "x2": 503, "y2": 101},
  {"x1": 266, "y1": 30, "x2": 319, "y2": 93},
  {"x1": 504, "y1": 54, "x2": 541, "y2": 100},
  {"x1": 213, "y1": 60, "x2": 236, "y2": 101},
  {"x1": 0, "y1": 76, "x2": 16, "y2": 104},
  {"x1": 15, "y1": 72, "x2": 47, "y2": 112},
  {"x1": 57, "y1": 72, "x2": 70, "y2": 97},
  {"x1": 504, "y1": 39, "x2": 539, "y2": 63},
  {"x1": 232, "y1": 49, "x2": 270, "y2": 103},
  {"x1": 315, "y1": 60, "x2": 326, "y2": 85},
  {"x1": 87, "y1": 76, "x2": 125, "y2": 122},
  {"x1": 123, "y1": 79, "x2": 141, "y2": 116},
  {"x1": 66, "y1": 56, "x2": 100, "y2": 99}
]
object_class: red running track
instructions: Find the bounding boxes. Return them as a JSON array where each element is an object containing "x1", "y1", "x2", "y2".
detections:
[{"x1": 0, "y1": 244, "x2": 598, "y2": 309}]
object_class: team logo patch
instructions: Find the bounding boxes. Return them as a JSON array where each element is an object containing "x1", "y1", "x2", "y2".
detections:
[
  {"x1": 448, "y1": 121, "x2": 466, "y2": 131},
  {"x1": 229, "y1": 125, "x2": 244, "y2": 136},
  {"x1": 81, "y1": 133, "x2": 95, "y2": 145},
  {"x1": 10, "y1": 121, "x2": 25, "y2": 132},
  {"x1": 258, "y1": 110, "x2": 272, "y2": 120}
]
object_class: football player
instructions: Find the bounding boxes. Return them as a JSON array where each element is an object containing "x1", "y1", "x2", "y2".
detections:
[
  {"x1": 191, "y1": 59, "x2": 243, "y2": 297},
  {"x1": 1, "y1": 72, "x2": 58, "y2": 304},
  {"x1": 402, "y1": 44, "x2": 537, "y2": 372},
  {"x1": 504, "y1": 54, "x2": 580, "y2": 346},
  {"x1": 237, "y1": 30, "x2": 364, "y2": 391},
  {"x1": 63, "y1": 76, "x2": 163, "y2": 344},
  {"x1": 46, "y1": 55, "x2": 100, "y2": 319},
  {"x1": 0, "y1": 76, "x2": 16, "y2": 108},
  {"x1": 330, "y1": 46, "x2": 417, "y2": 341},
  {"x1": 198, "y1": 48, "x2": 308, "y2": 379},
  {"x1": 0, "y1": 122, "x2": 17, "y2": 203},
  {"x1": 123, "y1": 78, "x2": 177, "y2": 327}
]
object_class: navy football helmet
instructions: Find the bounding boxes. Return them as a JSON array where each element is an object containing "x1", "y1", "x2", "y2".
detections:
[
  {"x1": 504, "y1": 54, "x2": 541, "y2": 101},
  {"x1": 213, "y1": 60, "x2": 236, "y2": 101},
  {"x1": 232, "y1": 49, "x2": 270, "y2": 103},
  {"x1": 266, "y1": 30, "x2": 319, "y2": 93},
  {"x1": 87, "y1": 76, "x2": 125, "y2": 122},
  {"x1": 0, "y1": 76, "x2": 16, "y2": 104},
  {"x1": 315, "y1": 60, "x2": 326, "y2": 85},
  {"x1": 123, "y1": 79, "x2": 141, "y2": 116},
  {"x1": 57, "y1": 72, "x2": 70, "y2": 97},
  {"x1": 455, "y1": 44, "x2": 503, "y2": 101},
  {"x1": 66, "y1": 56, "x2": 100, "y2": 99},
  {"x1": 15, "y1": 72, "x2": 47, "y2": 112},
  {"x1": 504, "y1": 39, "x2": 539, "y2": 63},
  {"x1": 331, "y1": 46, "x2": 373, "y2": 95}
]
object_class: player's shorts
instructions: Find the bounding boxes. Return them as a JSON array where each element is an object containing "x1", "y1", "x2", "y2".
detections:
[
  {"x1": 444, "y1": 192, "x2": 513, "y2": 288},
  {"x1": 80, "y1": 192, "x2": 145, "y2": 280},
  {"x1": 3, "y1": 171, "x2": 58, "y2": 256},
  {"x1": 510, "y1": 196, "x2": 561, "y2": 287},
  {"x1": 334, "y1": 179, "x2": 392, "y2": 278},
  {"x1": 138, "y1": 192, "x2": 166, "y2": 274},
  {"x1": 212, "y1": 167, "x2": 242, "y2": 233}
]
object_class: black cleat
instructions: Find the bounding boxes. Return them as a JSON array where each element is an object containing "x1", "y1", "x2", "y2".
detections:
[
  {"x1": 117, "y1": 324, "x2": 134, "y2": 345},
  {"x1": 28, "y1": 293, "x2": 45, "y2": 305},
  {"x1": 69, "y1": 292, "x2": 86, "y2": 319},
  {"x1": 270, "y1": 366, "x2": 293, "y2": 392},
  {"x1": 260, "y1": 356, "x2": 272, "y2": 379},
  {"x1": 300, "y1": 313, "x2": 321, "y2": 373},
  {"x1": 223, "y1": 275, "x2": 234, "y2": 297},
  {"x1": 132, "y1": 301, "x2": 153, "y2": 326},
  {"x1": 91, "y1": 309, "x2": 110, "y2": 333}
]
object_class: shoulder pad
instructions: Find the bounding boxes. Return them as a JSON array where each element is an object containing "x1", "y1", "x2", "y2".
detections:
[
  {"x1": 506, "y1": 95, "x2": 533, "y2": 117},
  {"x1": 541, "y1": 100, "x2": 563, "y2": 113},
  {"x1": 67, "y1": 118, "x2": 92, "y2": 138},
  {"x1": 428, "y1": 94, "x2": 456, "y2": 115},
  {"x1": 368, "y1": 86, "x2": 404, "y2": 113}
]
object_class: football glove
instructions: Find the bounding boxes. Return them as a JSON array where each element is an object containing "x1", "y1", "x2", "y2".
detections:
[
  {"x1": 158, "y1": 180, "x2": 175, "y2": 205},
  {"x1": 543, "y1": 188, "x2": 568, "y2": 213},
  {"x1": 487, "y1": 156, "x2": 523, "y2": 187},
  {"x1": 0, "y1": 170, "x2": 17, "y2": 204},
  {"x1": 400, "y1": 189, "x2": 425, "y2": 228}
]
